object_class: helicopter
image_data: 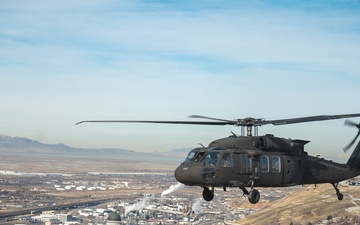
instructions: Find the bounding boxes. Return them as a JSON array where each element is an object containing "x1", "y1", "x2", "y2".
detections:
[{"x1": 76, "y1": 113, "x2": 360, "y2": 204}]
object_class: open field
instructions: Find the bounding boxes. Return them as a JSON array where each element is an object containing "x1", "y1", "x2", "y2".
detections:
[{"x1": 0, "y1": 154, "x2": 178, "y2": 173}]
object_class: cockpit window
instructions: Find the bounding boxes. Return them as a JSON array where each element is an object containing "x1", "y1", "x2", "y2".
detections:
[
  {"x1": 203, "y1": 152, "x2": 219, "y2": 166},
  {"x1": 220, "y1": 153, "x2": 233, "y2": 167},
  {"x1": 184, "y1": 150, "x2": 198, "y2": 163},
  {"x1": 193, "y1": 151, "x2": 206, "y2": 162}
]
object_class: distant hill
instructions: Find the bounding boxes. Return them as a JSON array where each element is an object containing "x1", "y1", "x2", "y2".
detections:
[
  {"x1": 0, "y1": 134, "x2": 186, "y2": 163},
  {"x1": 155, "y1": 147, "x2": 193, "y2": 159}
]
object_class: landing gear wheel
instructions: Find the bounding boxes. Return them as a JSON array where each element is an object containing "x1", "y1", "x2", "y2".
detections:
[
  {"x1": 203, "y1": 187, "x2": 214, "y2": 202},
  {"x1": 248, "y1": 189, "x2": 260, "y2": 204},
  {"x1": 331, "y1": 183, "x2": 344, "y2": 201},
  {"x1": 337, "y1": 192, "x2": 344, "y2": 201}
]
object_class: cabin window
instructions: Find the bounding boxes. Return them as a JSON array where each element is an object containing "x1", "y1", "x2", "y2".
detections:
[
  {"x1": 271, "y1": 156, "x2": 281, "y2": 173},
  {"x1": 241, "y1": 155, "x2": 252, "y2": 173},
  {"x1": 247, "y1": 156, "x2": 253, "y2": 172},
  {"x1": 259, "y1": 156, "x2": 269, "y2": 172},
  {"x1": 204, "y1": 152, "x2": 219, "y2": 166},
  {"x1": 220, "y1": 153, "x2": 233, "y2": 167},
  {"x1": 241, "y1": 155, "x2": 247, "y2": 172}
]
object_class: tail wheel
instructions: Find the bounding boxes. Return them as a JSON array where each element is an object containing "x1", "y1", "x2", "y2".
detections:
[
  {"x1": 332, "y1": 183, "x2": 344, "y2": 201},
  {"x1": 337, "y1": 192, "x2": 344, "y2": 200}
]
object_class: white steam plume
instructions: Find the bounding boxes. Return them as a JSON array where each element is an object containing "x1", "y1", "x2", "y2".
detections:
[
  {"x1": 125, "y1": 195, "x2": 151, "y2": 216},
  {"x1": 161, "y1": 183, "x2": 185, "y2": 197},
  {"x1": 192, "y1": 198, "x2": 202, "y2": 214}
]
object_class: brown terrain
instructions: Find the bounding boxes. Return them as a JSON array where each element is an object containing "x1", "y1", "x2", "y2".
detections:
[
  {"x1": 0, "y1": 154, "x2": 178, "y2": 173},
  {"x1": 237, "y1": 184, "x2": 360, "y2": 225}
]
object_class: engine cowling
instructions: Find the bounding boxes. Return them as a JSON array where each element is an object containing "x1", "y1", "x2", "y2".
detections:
[{"x1": 255, "y1": 135, "x2": 293, "y2": 153}]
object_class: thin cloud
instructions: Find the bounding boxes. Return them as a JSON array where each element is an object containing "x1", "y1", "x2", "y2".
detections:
[{"x1": 0, "y1": 1, "x2": 359, "y2": 152}]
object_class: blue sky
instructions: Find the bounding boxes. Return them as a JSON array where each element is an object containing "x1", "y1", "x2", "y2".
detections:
[{"x1": 1, "y1": 0, "x2": 360, "y2": 161}]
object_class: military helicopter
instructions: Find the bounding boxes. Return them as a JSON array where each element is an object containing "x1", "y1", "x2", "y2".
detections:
[{"x1": 76, "y1": 113, "x2": 360, "y2": 204}]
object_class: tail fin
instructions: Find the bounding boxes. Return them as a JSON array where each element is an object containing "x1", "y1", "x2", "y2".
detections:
[{"x1": 347, "y1": 140, "x2": 360, "y2": 169}]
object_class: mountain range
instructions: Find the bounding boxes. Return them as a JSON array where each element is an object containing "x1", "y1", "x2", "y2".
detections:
[{"x1": 0, "y1": 134, "x2": 190, "y2": 163}]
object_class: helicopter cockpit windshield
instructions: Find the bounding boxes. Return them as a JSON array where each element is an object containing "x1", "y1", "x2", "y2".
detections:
[{"x1": 183, "y1": 148, "x2": 201, "y2": 163}]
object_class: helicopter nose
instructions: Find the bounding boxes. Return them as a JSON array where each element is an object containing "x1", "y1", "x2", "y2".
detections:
[
  {"x1": 174, "y1": 164, "x2": 202, "y2": 185},
  {"x1": 174, "y1": 165, "x2": 185, "y2": 184}
]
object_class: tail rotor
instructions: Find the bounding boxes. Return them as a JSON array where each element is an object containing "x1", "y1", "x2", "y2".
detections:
[{"x1": 343, "y1": 119, "x2": 360, "y2": 152}]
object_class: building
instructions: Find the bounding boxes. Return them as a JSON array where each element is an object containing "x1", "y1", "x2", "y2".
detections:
[{"x1": 106, "y1": 211, "x2": 122, "y2": 225}]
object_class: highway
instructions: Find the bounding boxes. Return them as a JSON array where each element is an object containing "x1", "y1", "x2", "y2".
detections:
[{"x1": 0, "y1": 198, "x2": 113, "y2": 219}]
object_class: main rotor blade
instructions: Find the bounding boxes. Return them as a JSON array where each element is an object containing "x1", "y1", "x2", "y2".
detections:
[
  {"x1": 75, "y1": 120, "x2": 233, "y2": 126},
  {"x1": 188, "y1": 115, "x2": 233, "y2": 123},
  {"x1": 261, "y1": 113, "x2": 360, "y2": 126},
  {"x1": 76, "y1": 113, "x2": 360, "y2": 127}
]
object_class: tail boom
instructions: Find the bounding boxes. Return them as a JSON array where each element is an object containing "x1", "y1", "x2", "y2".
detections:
[{"x1": 347, "y1": 141, "x2": 360, "y2": 176}]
